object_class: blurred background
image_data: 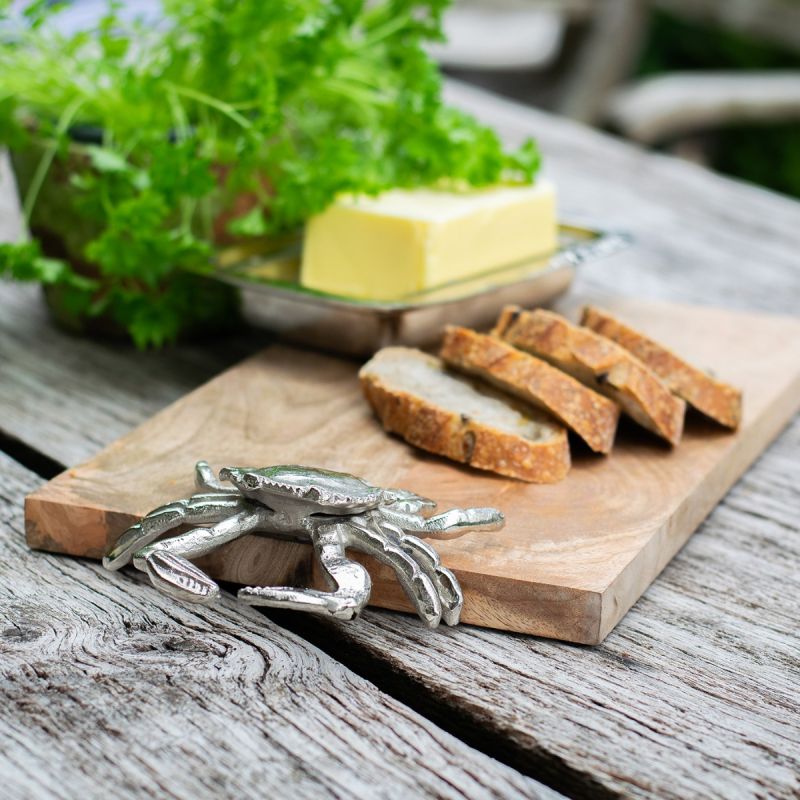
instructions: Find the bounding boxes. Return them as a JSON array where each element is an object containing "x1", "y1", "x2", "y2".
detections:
[
  {"x1": 433, "y1": 0, "x2": 800, "y2": 200},
  {"x1": 21, "y1": 0, "x2": 800, "y2": 201}
]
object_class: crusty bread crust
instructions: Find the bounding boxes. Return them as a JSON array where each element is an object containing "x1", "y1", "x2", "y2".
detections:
[
  {"x1": 360, "y1": 350, "x2": 570, "y2": 483},
  {"x1": 493, "y1": 306, "x2": 686, "y2": 446},
  {"x1": 440, "y1": 326, "x2": 619, "y2": 454},
  {"x1": 581, "y1": 306, "x2": 742, "y2": 429}
]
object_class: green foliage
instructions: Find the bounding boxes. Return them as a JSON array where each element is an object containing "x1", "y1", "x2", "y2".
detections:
[
  {"x1": 638, "y1": 11, "x2": 800, "y2": 201},
  {"x1": 0, "y1": 239, "x2": 97, "y2": 318},
  {"x1": 0, "y1": 0, "x2": 542, "y2": 347},
  {"x1": 714, "y1": 123, "x2": 800, "y2": 201},
  {"x1": 638, "y1": 11, "x2": 800, "y2": 76}
]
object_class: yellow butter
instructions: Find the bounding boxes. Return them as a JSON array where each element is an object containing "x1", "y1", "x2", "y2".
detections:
[{"x1": 300, "y1": 181, "x2": 557, "y2": 300}]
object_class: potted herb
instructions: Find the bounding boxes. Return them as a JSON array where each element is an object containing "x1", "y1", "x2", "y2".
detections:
[{"x1": 0, "y1": 0, "x2": 540, "y2": 347}]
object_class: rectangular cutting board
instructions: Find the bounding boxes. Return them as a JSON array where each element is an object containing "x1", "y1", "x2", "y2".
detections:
[{"x1": 24, "y1": 298, "x2": 800, "y2": 644}]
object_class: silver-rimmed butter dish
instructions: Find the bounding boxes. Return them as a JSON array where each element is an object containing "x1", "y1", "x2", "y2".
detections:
[{"x1": 213, "y1": 223, "x2": 630, "y2": 357}]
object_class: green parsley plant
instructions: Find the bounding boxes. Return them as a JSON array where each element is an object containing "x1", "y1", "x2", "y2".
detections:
[{"x1": 0, "y1": 0, "x2": 541, "y2": 347}]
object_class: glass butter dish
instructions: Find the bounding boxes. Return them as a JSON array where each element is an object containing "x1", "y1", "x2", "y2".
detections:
[{"x1": 213, "y1": 223, "x2": 630, "y2": 357}]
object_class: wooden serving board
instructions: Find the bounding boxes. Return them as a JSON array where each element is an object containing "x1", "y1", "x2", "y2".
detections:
[{"x1": 24, "y1": 298, "x2": 800, "y2": 644}]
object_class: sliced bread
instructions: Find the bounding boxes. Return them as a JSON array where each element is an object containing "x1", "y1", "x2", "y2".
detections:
[
  {"x1": 493, "y1": 306, "x2": 686, "y2": 446},
  {"x1": 440, "y1": 326, "x2": 620, "y2": 454},
  {"x1": 360, "y1": 347, "x2": 570, "y2": 483},
  {"x1": 581, "y1": 306, "x2": 742, "y2": 429}
]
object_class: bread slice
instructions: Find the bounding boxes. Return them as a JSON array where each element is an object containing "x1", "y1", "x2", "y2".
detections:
[
  {"x1": 493, "y1": 306, "x2": 686, "y2": 446},
  {"x1": 360, "y1": 347, "x2": 570, "y2": 483},
  {"x1": 440, "y1": 326, "x2": 619, "y2": 454},
  {"x1": 581, "y1": 306, "x2": 742, "y2": 429}
]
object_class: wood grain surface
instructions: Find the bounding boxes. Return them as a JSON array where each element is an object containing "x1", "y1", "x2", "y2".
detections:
[
  {"x1": 308, "y1": 412, "x2": 800, "y2": 799},
  {"x1": 0, "y1": 453, "x2": 556, "y2": 800},
  {"x1": 24, "y1": 298, "x2": 800, "y2": 644},
  {"x1": 2, "y1": 77, "x2": 800, "y2": 798}
]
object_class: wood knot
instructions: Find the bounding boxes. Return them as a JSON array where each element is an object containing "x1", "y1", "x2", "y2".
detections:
[{"x1": 1, "y1": 625, "x2": 42, "y2": 643}]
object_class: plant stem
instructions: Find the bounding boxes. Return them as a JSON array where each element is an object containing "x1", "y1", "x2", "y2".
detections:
[
  {"x1": 22, "y1": 96, "x2": 85, "y2": 223},
  {"x1": 164, "y1": 83, "x2": 253, "y2": 132}
]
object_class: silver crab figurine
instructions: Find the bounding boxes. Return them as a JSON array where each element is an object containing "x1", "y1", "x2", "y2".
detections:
[{"x1": 104, "y1": 461, "x2": 504, "y2": 628}]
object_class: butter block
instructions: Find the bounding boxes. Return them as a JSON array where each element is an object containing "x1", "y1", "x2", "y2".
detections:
[{"x1": 300, "y1": 181, "x2": 557, "y2": 300}]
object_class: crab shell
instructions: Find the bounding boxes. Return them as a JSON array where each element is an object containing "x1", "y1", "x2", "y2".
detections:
[{"x1": 219, "y1": 465, "x2": 385, "y2": 515}]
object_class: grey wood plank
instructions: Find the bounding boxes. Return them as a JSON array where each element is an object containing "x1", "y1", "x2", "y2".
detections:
[
  {"x1": 607, "y1": 72, "x2": 800, "y2": 145},
  {"x1": 2, "y1": 83, "x2": 800, "y2": 798},
  {"x1": 0, "y1": 280, "x2": 271, "y2": 465},
  {"x1": 0, "y1": 453, "x2": 556, "y2": 800},
  {"x1": 303, "y1": 414, "x2": 800, "y2": 800}
]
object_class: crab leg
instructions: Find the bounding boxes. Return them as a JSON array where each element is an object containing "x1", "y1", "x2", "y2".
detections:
[
  {"x1": 423, "y1": 507, "x2": 505, "y2": 539},
  {"x1": 130, "y1": 508, "x2": 266, "y2": 604},
  {"x1": 380, "y1": 505, "x2": 505, "y2": 541},
  {"x1": 373, "y1": 517, "x2": 464, "y2": 627},
  {"x1": 345, "y1": 519, "x2": 443, "y2": 628},
  {"x1": 238, "y1": 523, "x2": 372, "y2": 621},
  {"x1": 103, "y1": 493, "x2": 247, "y2": 571}
]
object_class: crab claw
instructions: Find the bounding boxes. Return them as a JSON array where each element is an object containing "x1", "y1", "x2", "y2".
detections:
[
  {"x1": 421, "y1": 507, "x2": 505, "y2": 540},
  {"x1": 140, "y1": 551, "x2": 220, "y2": 604},
  {"x1": 218, "y1": 467, "x2": 255, "y2": 490}
]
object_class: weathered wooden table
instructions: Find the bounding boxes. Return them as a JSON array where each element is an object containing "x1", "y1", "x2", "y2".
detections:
[{"x1": 1, "y1": 82, "x2": 798, "y2": 800}]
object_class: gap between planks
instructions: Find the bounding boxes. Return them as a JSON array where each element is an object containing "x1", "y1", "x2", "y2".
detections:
[{"x1": 0, "y1": 445, "x2": 580, "y2": 800}]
